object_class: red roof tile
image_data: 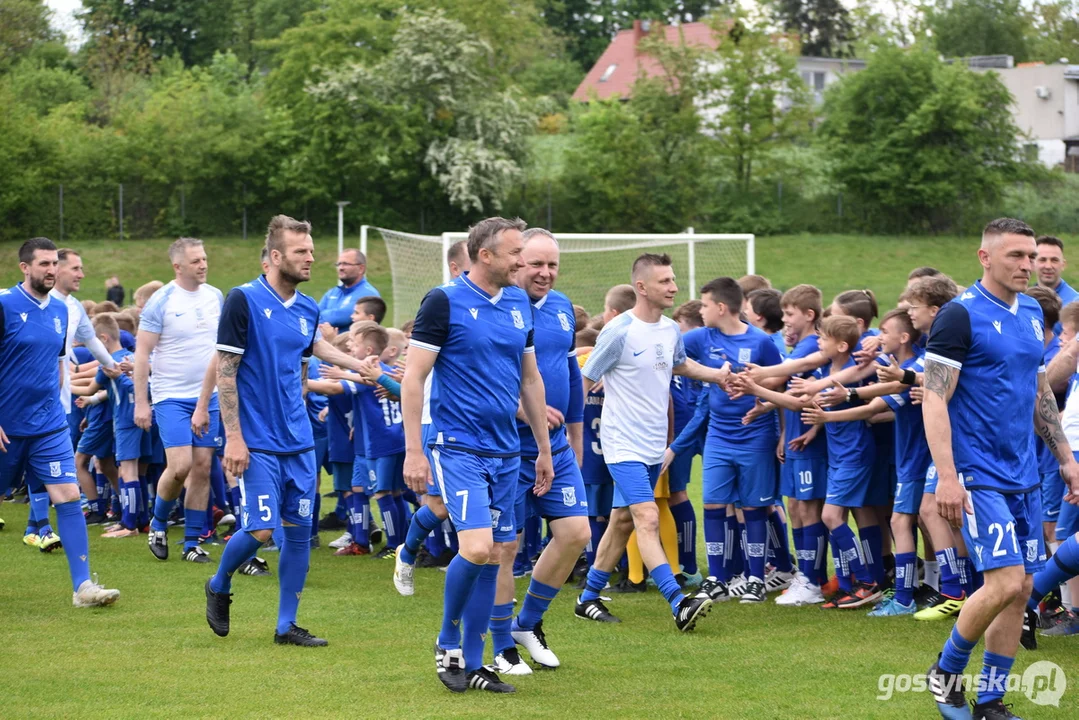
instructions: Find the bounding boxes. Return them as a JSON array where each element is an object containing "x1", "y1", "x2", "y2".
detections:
[{"x1": 572, "y1": 21, "x2": 721, "y2": 102}]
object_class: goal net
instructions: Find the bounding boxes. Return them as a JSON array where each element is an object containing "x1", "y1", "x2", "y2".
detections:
[{"x1": 365, "y1": 227, "x2": 755, "y2": 326}]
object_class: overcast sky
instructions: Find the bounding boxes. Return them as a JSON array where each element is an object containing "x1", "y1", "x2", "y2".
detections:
[{"x1": 45, "y1": 0, "x2": 84, "y2": 46}]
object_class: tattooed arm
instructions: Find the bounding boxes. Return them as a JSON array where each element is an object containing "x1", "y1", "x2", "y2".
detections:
[
  {"x1": 1035, "y1": 372, "x2": 1079, "y2": 504},
  {"x1": 921, "y1": 356, "x2": 971, "y2": 528},
  {"x1": 218, "y1": 351, "x2": 248, "y2": 476}
]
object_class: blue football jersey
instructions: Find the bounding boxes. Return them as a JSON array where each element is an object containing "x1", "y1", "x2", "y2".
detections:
[
  {"x1": 216, "y1": 276, "x2": 321, "y2": 455},
  {"x1": 671, "y1": 374, "x2": 703, "y2": 436},
  {"x1": 813, "y1": 358, "x2": 876, "y2": 468},
  {"x1": 784, "y1": 334, "x2": 828, "y2": 460},
  {"x1": 95, "y1": 348, "x2": 136, "y2": 430},
  {"x1": 581, "y1": 361, "x2": 610, "y2": 485},
  {"x1": 411, "y1": 273, "x2": 534, "y2": 457},
  {"x1": 683, "y1": 324, "x2": 783, "y2": 451},
  {"x1": 881, "y1": 353, "x2": 931, "y2": 483},
  {"x1": 341, "y1": 362, "x2": 404, "y2": 459},
  {"x1": 516, "y1": 289, "x2": 581, "y2": 455},
  {"x1": 0, "y1": 284, "x2": 69, "y2": 437},
  {"x1": 305, "y1": 361, "x2": 328, "y2": 440},
  {"x1": 325, "y1": 385, "x2": 354, "y2": 463},
  {"x1": 925, "y1": 281, "x2": 1044, "y2": 493}
]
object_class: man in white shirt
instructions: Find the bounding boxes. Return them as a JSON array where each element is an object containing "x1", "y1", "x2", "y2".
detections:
[
  {"x1": 575, "y1": 253, "x2": 729, "y2": 632},
  {"x1": 134, "y1": 238, "x2": 223, "y2": 564},
  {"x1": 50, "y1": 248, "x2": 119, "y2": 524}
]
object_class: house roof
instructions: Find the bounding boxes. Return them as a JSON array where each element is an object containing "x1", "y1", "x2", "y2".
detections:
[
  {"x1": 572, "y1": 20, "x2": 866, "y2": 102},
  {"x1": 572, "y1": 21, "x2": 720, "y2": 102}
]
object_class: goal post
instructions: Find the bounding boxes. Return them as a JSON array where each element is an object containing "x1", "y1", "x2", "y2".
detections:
[{"x1": 366, "y1": 225, "x2": 755, "y2": 325}]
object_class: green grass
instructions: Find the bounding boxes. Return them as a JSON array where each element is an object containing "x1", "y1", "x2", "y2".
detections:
[
  {"x1": 2, "y1": 233, "x2": 1077, "y2": 716},
  {"x1": 3, "y1": 233, "x2": 1077, "y2": 326},
  {"x1": 1, "y1": 476, "x2": 1075, "y2": 718}
]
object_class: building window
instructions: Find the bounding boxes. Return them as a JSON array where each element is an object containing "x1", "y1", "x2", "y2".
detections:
[
  {"x1": 801, "y1": 71, "x2": 826, "y2": 91},
  {"x1": 599, "y1": 64, "x2": 617, "y2": 82}
]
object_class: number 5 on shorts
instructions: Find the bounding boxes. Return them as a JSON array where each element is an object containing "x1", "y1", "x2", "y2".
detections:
[
  {"x1": 258, "y1": 494, "x2": 272, "y2": 522},
  {"x1": 456, "y1": 490, "x2": 469, "y2": 522}
]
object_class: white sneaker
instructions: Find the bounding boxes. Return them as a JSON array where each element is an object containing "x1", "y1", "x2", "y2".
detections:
[
  {"x1": 329, "y1": 532, "x2": 353, "y2": 549},
  {"x1": 511, "y1": 620, "x2": 559, "y2": 668},
  {"x1": 219, "y1": 513, "x2": 236, "y2": 527},
  {"x1": 728, "y1": 574, "x2": 748, "y2": 597},
  {"x1": 764, "y1": 570, "x2": 795, "y2": 593},
  {"x1": 493, "y1": 647, "x2": 533, "y2": 675},
  {"x1": 393, "y1": 544, "x2": 414, "y2": 597},
  {"x1": 775, "y1": 577, "x2": 824, "y2": 606},
  {"x1": 73, "y1": 575, "x2": 120, "y2": 608},
  {"x1": 774, "y1": 574, "x2": 807, "y2": 605}
]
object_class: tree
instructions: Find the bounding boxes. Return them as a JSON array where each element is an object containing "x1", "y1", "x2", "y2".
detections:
[
  {"x1": 926, "y1": 0, "x2": 1033, "y2": 60},
  {"x1": 698, "y1": 12, "x2": 812, "y2": 192},
  {"x1": 79, "y1": 0, "x2": 239, "y2": 67},
  {"x1": 772, "y1": 0, "x2": 855, "y2": 57},
  {"x1": 1027, "y1": 1, "x2": 1079, "y2": 63},
  {"x1": 537, "y1": 0, "x2": 724, "y2": 70},
  {"x1": 819, "y1": 45, "x2": 1033, "y2": 231},
  {"x1": 0, "y1": 0, "x2": 60, "y2": 72}
]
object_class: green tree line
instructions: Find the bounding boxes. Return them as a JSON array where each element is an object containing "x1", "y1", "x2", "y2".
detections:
[{"x1": 0, "y1": 0, "x2": 1076, "y2": 240}]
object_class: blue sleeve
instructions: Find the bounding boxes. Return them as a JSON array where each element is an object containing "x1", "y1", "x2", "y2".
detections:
[
  {"x1": 682, "y1": 328, "x2": 705, "y2": 361},
  {"x1": 72, "y1": 302, "x2": 97, "y2": 344},
  {"x1": 319, "y1": 292, "x2": 355, "y2": 330},
  {"x1": 925, "y1": 302, "x2": 971, "y2": 368},
  {"x1": 758, "y1": 333, "x2": 783, "y2": 367},
  {"x1": 216, "y1": 289, "x2": 250, "y2": 354},
  {"x1": 120, "y1": 331, "x2": 136, "y2": 351},
  {"x1": 139, "y1": 288, "x2": 167, "y2": 334},
  {"x1": 73, "y1": 346, "x2": 93, "y2": 364},
  {"x1": 376, "y1": 374, "x2": 402, "y2": 396},
  {"x1": 670, "y1": 389, "x2": 709, "y2": 455},
  {"x1": 94, "y1": 366, "x2": 107, "y2": 387},
  {"x1": 566, "y1": 354, "x2": 584, "y2": 424},
  {"x1": 410, "y1": 288, "x2": 450, "y2": 352},
  {"x1": 673, "y1": 330, "x2": 687, "y2": 367},
  {"x1": 582, "y1": 316, "x2": 628, "y2": 381}
]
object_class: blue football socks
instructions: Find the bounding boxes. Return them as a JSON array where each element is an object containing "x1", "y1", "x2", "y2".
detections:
[
  {"x1": 55, "y1": 499, "x2": 91, "y2": 591},
  {"x1": 939, "y1": 624, "x2": 977, "y2": 674},
  {"x1": 490, "y1": 601, "x2": 516, "y2": 655},
  {"x1": 704, "y1": 508, "x2": 725, "y2": 579},
  {"x1": 894, "y1": 551, "x2": 918, "y2": 606},
  {"x1": 151, "y1": 495, "x2": 177, "y2": 533},
  {"x1": 210, "y1": 529, "x2": 263, "y2": 594},
  {"x1": 743, "y1": 508, "x2": 768, "y2": 581},
  {"x1": 859, "y1": 524, "x2": 883, "y2": 585},
  {"x1": 651, "y1": 563, "x2": 686, "y2": 613},
  {"x1": 461, "y1": 563, "x2": 499, "y2": 672},
  {"x1": 517, "y1": 578, "x2": 559, "y2": 630},
  {"x1": 185, "y1": 508, "x2": 207, "y2": 551},
  {"x1": 120, "y1": 479, "x2": 139, "y2": 530},
  {"x1": 767, "y1": 510, "x2": 793, "y2": 574},
  {"x1": 276, "y1": 525, "x2": 311, "y2": 635},
  {"x1": 401, "y1": 505, "x2": 441, "y2": 565},
  {"x1": 579, "y1": 567, "x2": 612, "y2": 603},
  {"x1": 669, "y1": 499, "x2": 698, "y2": 575},
  {"x1": 438, "y1": 554, "x2": 485, "y2": 649},
  {"x1": 1030, "y1": 534, "x2": 1079, "y2": 610},
  {"x1": 586, "y1": 516, "x2": 606, "y2": 568}
]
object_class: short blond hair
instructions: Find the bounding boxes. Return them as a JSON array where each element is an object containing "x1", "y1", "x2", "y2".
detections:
[
  {"x1": 134, "y1": 280, "x2": 163, "y2": 308},
  {"x1": 92, "y1": 313, "x2": 120, "y2": 342}
]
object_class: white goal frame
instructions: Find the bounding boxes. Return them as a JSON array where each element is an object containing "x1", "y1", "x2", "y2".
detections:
[{"x1": 362, "y1": 226, "x2": 755, "y2": 299}]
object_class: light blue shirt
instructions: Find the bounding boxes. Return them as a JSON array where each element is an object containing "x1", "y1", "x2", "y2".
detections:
[{"x1": 319, "y1": 277, "x2": 380, "y2": 331}]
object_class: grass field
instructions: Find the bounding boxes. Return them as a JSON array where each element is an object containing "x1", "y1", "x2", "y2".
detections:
[
  {"x1": 1, "y1": 474, "x2": 1075, "y2": 718},
  {"x1": 2, "y1": 232, "x2": 1077, "y2": 326},
  {"x1": 2, "y1": 232, "x2": 1077, "y2": 717}
]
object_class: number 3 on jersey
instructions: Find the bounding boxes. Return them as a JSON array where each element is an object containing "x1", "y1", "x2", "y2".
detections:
[{"x1": 590, "y1": 416, "x2": 602, "y2": 455}]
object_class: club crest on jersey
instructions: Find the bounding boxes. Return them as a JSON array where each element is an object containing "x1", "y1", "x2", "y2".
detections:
[
  {"x1": 263, "y1": 308, "x2": 272, "y2": 319},
  {"x1": 511, "y1": 309, "x2": 524, "y2": 329},
  {"x1": 49, "y1": 462, "x2": 61, "y2": 477},
  {"x1": 558, "y1": 312, "x2": 571, "y2": 332},
  {"x1": 561, "y1": 487, "x2": 577, "y2": 507},
  {"x1": 738, "y1": 348, "x2": 752, "y2": 363},
  {"x1": 54, "y1": 316, "x2": 62, "y2": 333},
  {"x1": 20, "y1": 312, "x2": 27, "y2": 322},
  {"x1": 1031, "y1": 318, "x2": 1043, "y2": 342},
  {"x1": 1026, "y1": 539, "x2": 1040, "y2": 563},
  {"x1": 298, "y1": 498, "x2": 312, "y2": 518},
  {"x1": 655, "y1": 343, "x2": 665, "y2": 358},
  {"x1": 490, "y1": 509, "x2": 502, "y2": 530},
  {"x1": 299, "y1": 317, "x2": 308, "y2": 336}
]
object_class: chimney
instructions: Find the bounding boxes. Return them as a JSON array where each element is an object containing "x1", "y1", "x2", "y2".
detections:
[{"x1": 633, "y1": 20, "x2": 644, "y2": 49}]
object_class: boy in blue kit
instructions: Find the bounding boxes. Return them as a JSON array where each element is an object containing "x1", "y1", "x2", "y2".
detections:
[
  {"x1": 71, "y1": 313, "x2": 147, "y2": 539},
  {"x1": 668, "y1": 299, "x2": 704, "y2": 586},
  {"x1": 312, "y1": 323, "x2": 409, "y2": 559},
  {"x1": 734, "y1": 314, "x2": 883, "y2": 609},
  {"x1": 676, "y1": 277, "x2": 784, "y2": 604},
  {"x1": 323, "y1": 333, "x2": 360, "y2": 552},
  {"x1": 803, "y1": 309, "x2": 930, "y2": 616},
  {"x1": 0, "y1": 237, "x2": 119, "y2": 606}
]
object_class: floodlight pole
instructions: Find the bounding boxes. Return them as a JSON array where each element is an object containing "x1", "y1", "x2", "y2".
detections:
[{"x1": 337, "y1": 202, "x2": 350, "y2": 257}]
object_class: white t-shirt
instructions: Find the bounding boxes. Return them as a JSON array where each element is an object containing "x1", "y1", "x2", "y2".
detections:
[
  {"x1": 140, "y1": 281, "x2": 224, "y2": 401},
  {"x1": 1061, "y1": 369, "x2": 1079, "y2": 447},
  {"x1": 581, "y1": 310, "x2": 686, "y2": 465},
  {"x1": 49, "y1": 289, "x2": 98, "y2": 414}
]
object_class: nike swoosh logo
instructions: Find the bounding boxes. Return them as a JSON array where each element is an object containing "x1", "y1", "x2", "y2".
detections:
[
  {"x1": 175, "y1": 312, "x2": 186, "y2": 317},
  {"x1": 633, "y1": 349, "x2": 646, "y2": 357}
]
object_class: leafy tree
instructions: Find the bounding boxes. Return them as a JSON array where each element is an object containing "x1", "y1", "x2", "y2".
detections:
[
  {"x1": 698, "y1": 12, "x2": 812, "y2": 192},
  {"x1": 772, "y1": 0, "x2": 855, "y2": 57},
  {"x1": 79, "y1": 0, "x2": 239, "y2": 67},
  {"x1": 819, "y1": 46, "x2": 1033, "y2": 231},
  {"x1": 1027, "y1": 1, "x2": 1079, "y2": 63},
  {"x1": 926, "y1": 0, "x2": 1033, "y2": 60},
  {"x1": 0, "y1": 0, "x2": 62, "y2": 72}
]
